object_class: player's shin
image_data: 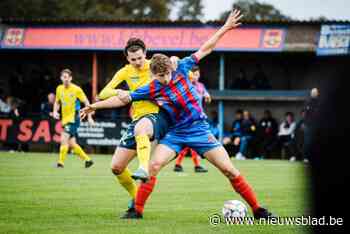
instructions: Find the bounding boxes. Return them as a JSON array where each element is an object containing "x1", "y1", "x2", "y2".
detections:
[
  {"x1": 135, "y1": 176, "x2": 157, "y2": 214},
  {"x1": 190, "y1": 149, "x2": 201, "y2": 167},
  {"x1": 115, "y1": 168, "x2": 137, "y2": 199},
  {"x1": 135, "y1": 135, "x2": 151, "y2": 172},
  {"x1": 175, "y1": 148, "x2": 187, "y2": 165},
  {"x1": 72, "y1": 144, "x2": 91, "y2": 161},
  {"x1": 230, "y1": 175, "x2": 260, "y2": 213},
  {"x1": 58, "y1": 145, "x2": 69, "y2": 165}
]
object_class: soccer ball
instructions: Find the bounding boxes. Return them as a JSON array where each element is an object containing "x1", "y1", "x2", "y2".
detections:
[{"x1": 222, "y1": 200, "x2": 248, "y2": 219}]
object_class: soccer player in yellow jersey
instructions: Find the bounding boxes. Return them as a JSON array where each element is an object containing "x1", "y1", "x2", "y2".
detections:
[
  {"x1": 53, "y1": 69, "x2": 94, "y2": 168},
  {"x1": 97, "y1": 38, "x2": 170, "y2": 217}
]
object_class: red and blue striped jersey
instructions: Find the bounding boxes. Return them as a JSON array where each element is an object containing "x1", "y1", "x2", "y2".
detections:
[{"x1": 130, "y1": 54, "x2": 207, "y2": 128}]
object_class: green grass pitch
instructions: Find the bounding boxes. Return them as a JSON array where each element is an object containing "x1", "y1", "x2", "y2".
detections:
[{"x1": 0, "y1": 152, "x2": 310, "y2": 234}]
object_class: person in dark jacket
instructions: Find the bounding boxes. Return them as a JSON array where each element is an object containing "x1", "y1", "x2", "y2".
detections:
[
  {"x1": 41, "y1": 93, "x2": 55, "y2": 118},
  {"x1": 256, "y1": 110, "x2": 278, "y2": 159}
]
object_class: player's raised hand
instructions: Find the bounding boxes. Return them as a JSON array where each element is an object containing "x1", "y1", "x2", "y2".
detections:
[
  {"x1": 222, "y1": 9, "x2": 243, "y2": 31},
  {"x1": 80, "y1": 105, "x2": 96, "y2": 120},
  {"x1": 116, "y1": 89, "x2": 131, "y2": 103}
]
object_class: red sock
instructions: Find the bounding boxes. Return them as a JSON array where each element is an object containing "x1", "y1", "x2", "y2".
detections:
[
  {"x1": 175, "y1": 147, "x2": 188, "y2": 165},
  {"x1": 135, "y1": 176, "x2": 157, "y2": 214},
  {"x1": 230, "y1": 175, "x2": 260, "y2": 213},
  {"x1": 190, "y1": 149, "x2": 200, "y2": 167}
]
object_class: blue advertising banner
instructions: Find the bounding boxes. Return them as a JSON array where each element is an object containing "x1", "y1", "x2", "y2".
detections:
[{"x1": 317, "y1": 25, "x2": 350, "y2": 56}]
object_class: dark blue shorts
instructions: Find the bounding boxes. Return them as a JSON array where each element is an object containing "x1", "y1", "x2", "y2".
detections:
[
  {"x1": 119, "y1": 111, "x2": 170, "y2": 150},
  {"x1": 160, "y1": 120, "x2": 221, "y2": 155},
  {"x1": 63, "y1": 119, "x2": 80, "y2": 139}
]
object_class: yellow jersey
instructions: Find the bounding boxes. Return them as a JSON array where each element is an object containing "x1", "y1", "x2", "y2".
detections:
[
  {"x1": 55, "y1": 83, "x2": 87, "y2": 125},
  {"x1": 98, "y1": 60, "x2": 159, "y2": 121}
]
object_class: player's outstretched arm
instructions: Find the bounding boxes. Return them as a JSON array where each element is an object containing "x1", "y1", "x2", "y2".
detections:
[
  {"x1": 81, "y1": 99, "x2": 95, "y2": 125},
  {"x1": 98, "y1": 70, "x2": 125, "y2": 100},
  {"x1": 194, "y1": 9, "x2": 243, "y2": 61},
  {"x1": 80, "y1": 96, "x2": 130, "y2": 120}
]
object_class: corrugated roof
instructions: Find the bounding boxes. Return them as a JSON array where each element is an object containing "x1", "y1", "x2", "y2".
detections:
[{"x1": 1, "y1": 18, "x2": 349, "y2": 26}]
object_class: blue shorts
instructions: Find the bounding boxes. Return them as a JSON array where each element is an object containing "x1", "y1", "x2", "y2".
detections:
[
  {"x1": 119, "y1": 110, "x2": 170, "y2": 150},
  {"x1": 63, "y1": 118, "x2": 80, "y2": 139},
  {"x1": 160, "y1": 120, "x2": 221, "y2": 156}
]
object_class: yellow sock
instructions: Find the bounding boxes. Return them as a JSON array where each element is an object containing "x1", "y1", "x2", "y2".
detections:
[
  {"x1": 116, "y1": 168, "x2": 137, "y2": 199},
  {"x1": 135, "y1": 135, "x2": 151, "y2": 170},
  {"x1": 72, "y1": 144, "x2": 91, "y2": 161},
  {"x1": 58, "y1": 145, "x2": 69, "y2": 165}
]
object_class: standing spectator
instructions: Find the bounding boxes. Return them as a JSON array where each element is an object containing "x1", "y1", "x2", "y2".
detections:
[
  {"x1": 236, "y1": 110, "x2": 257, "y2": 160},
  {"x1": 277, "y1": 112, "x2": 297, "y2": 161},
  {"x1": 230, "y1": 68, "x2": 250, "y2": 90},
  {"x1": 41, "y1": 92, "x2": 56, "y2": 152},
  {"x1": 256, "y1": 110, "x2": 278, "y2": 159},
  {"x1": 41, "y1": 93, "x2": 55, "y2": 118},
  {"x1": 303, "y1": 88, "x2": 320, "y2": 162},
  {"x1": 251, "y1": 64, "x2": 271, "y2": 90}
]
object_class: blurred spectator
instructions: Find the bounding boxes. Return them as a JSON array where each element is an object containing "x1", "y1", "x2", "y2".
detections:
[
  {"x1": 208, "y1": 110, "x2": 219, "y2": 138},
  {"x1": 251, "y1": 64, "x2": 271, "y2": 90},
  {"x1": 41, "y1": 93, "x2": 55, "y2": 118},
  {"x1": 294, "y1": 110, "x2": 307, "y2": 161},
  {"x1": 256, "y1": 110, "x2": 278, "y2": 159},
  {"x1": 302, "y1": 88, "x2": 320, "y2": 162},
  {"x1": 277, "y1": 112, "x2": 297, "y2": 161},
  {"x1": 223, "y1": 109, "x2": 243, "y2": 156},
  {"x1": 6, "y1": 96, "x2": 21, "y2": 118},
  {"x1": 3, "y1": 96, "x2": 28, "y2": 152},
  {"x1": 235, "y1": 110, "x2": 257, "y2": 160},
  {"x1": 191, "y1": 65, "x2": 211, "y2": 105},
  {"x1": 230, "y1": 68, "x2": 250, "y2": 90},
  {"x1": 0, "y1": 89, "x2": 11, "y2": 115}
]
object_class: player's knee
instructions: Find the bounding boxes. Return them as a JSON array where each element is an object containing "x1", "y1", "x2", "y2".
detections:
[
  {"x1": 134, "y1": 126, "x2": 152, "y2": 137},
  {"x1": 149, "y1": 161, "x2": 162, "y2": 175},
  {"x1": 134, "y1": 120, "x2": 153, "y2": 137},
  {"x1": 221, "y1": 167, "x2": 236, "y2": 180},
  {"x1": 111, "y1": 165, "x2": 124, "y2": 175}
]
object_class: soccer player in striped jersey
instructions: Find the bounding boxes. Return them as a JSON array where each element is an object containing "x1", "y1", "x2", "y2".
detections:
[
  {"x1": 81, "y1": 9, "x2": 273, "y2": 219},
  {"x1": 174, "y1": 66, "x2": 211, "y2": 173},
  {"x1": 53, "y1": 69, "x2": 94, "y2": 168}
]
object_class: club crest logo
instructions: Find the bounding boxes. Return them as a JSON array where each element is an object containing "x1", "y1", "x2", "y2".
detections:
[
  {"x1": 262, "y1": 29, "x2": 284, "y2": 49},
  {"x1": 3, "y1": 28, "x2": 25, "y2": 47}
]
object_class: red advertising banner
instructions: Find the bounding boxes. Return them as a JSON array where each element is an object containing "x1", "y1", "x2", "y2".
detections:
[
  {"x1": 0, "y1": 118, "x2": 128, "y2": 146},
  {"x1": 1, "y1": 26, "x2": 285, "y2": 51}
]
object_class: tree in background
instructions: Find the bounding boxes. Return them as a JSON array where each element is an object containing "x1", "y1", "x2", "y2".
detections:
[
  {"x1": 220, "y1": 0, "x2": 290, "y2": 21},
  {"x1": 176, "y1": 0, "x2": 204, "y2": 20},
  {"x1": 0, "y1": 0, "x2": 173, "y2": 20}
]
